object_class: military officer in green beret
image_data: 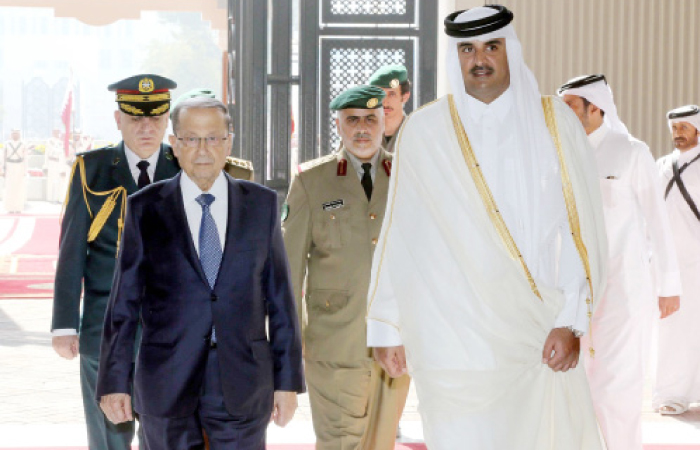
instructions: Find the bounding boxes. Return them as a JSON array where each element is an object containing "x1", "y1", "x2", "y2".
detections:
[
  {"x1": 368, "y1": 64, "x2": 411, "y2": 153},
  {"x1": 282, "y1": 85, "x2": 410, "y2": 449},
  {"x1": 51, "y1": 74, "x2": 181, "y2": 450},
  {"x1": 172, "y1": 88, "x2": 255, "y2": 182}
]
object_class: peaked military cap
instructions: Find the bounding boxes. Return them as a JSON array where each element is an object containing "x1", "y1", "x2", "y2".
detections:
[
  {"x1": 171, "y1": 88, "x2": 216, "y2": 110},
  {"x1": 444, "y1": 4, "x2": 514, "y2": 37},
  {"x1": 667, "y1": 105, "x2": 700, "y2": 120},
  {"x1": 330, "y1": 85, "x2": 386, "y2": 111},
  {"x1": 557, "y1": 74, "x2": 607, "y2": 95},
  {"x1": 108, "y1": 74, "x2": 177, "y2": 116},
  {"x1": 369, "y1": 64, "x2": 408, "y2": 89}
]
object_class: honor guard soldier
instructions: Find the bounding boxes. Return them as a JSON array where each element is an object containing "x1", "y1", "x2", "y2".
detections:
[
  {"x1": 655, "y1": 105, "x2": 700, "y2": 416},
  {"x1": 3, "y1": 129, "x2": 28, "y2": 213},
  {"x1": 282, "y1": 85, "x2": 410, "y2": 449},
  {"x1": 368, "y1": 64, "x2": 411, "y2": 153},
  {"x1": 51, "y1": 74, "x2": 180, "y2": 450},
  {"x1": 172, "y1": 88, "x2": 255, "y2": 182}
]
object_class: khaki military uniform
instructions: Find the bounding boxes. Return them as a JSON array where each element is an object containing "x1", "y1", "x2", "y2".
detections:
[
  {"x1": 383, "y1": 114, "x2": 406, "y2": 153},
  {"x1": 223, "y1": 156, "x2": 254, "y2": 181},
  {"x1": 283, "y1": 147, "x2": 409, "y2": 450}
]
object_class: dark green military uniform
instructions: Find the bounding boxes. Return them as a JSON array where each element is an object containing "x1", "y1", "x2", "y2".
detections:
[
  {"x1": 52, "y1": 143, "x2": 180, "y2": 448},
  {"x1": 51, "y1": 73, "x2": 179, "y2": 450}
]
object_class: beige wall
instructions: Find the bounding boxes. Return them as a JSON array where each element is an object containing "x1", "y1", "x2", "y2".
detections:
[{"x1": 448, "y1": 0, "x2": 700, "y2": 157}]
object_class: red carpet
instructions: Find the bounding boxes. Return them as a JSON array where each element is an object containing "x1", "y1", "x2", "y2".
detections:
[
  {"x1": 0, "y1": 215, "x2": 60, "y2": 298},
  {"x1": 3, "y1": 445, "x2": 698, "y2": 449}
]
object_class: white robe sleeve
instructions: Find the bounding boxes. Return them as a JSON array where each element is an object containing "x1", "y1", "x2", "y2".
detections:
[
  {"x1": 633, "y1": 143, "x2": 682, "y2": 296},
  {"x1": 367, "y1": 258, "x2": 403, "y2": 347},
  {"x1": 554, "y1": 219, "x2": 589, "y2": 333}
]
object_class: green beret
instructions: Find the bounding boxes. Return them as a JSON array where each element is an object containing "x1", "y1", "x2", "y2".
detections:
[
  {"x1": 368, "y1": 64, "x2": 408, "y2": 89},
  {"x1": 108, "y1": 74, "x2": 177, "y2": 116},
  {"x1": 172, "y1": 88, "x2": 216, "y2": 110},
  {"x1": 330, "y1": 85, "x2": 386, "y2": 111}
]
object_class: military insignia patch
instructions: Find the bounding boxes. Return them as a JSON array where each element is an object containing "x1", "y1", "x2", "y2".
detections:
[
  {"x1": 366, "y1": 98, "x2": 379, "y2": 108},
  {"x1": 390, "y1": 78, "x2": 400, "y2": 88},
  {"x1": 281, "y1": 203, "x2": 290, "y2": 222},
  {"x1": 139, "y1": 77, "x2": 155, "y2": 93},
  {"x1": 322, "y1": 199, "x2": 344, "y2": 211}
]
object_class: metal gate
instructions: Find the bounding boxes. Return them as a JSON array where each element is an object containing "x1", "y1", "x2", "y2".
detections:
[{"x1": 228, "y1": 0, "x2": 437, "y2": 197}]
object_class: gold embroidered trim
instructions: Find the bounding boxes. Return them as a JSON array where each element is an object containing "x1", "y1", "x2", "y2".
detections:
[
  {"x1": 150, "y1": 103, "x2": 170, "y2": 116},
  {"x1": 541, "y1": 96, "x2": 596, "y2": 357},
  {"x1": 120, "y1": 104, "x2": 144, "y2": 115},
  {"x1": 447, "y1": 95, "x2": 542, "y2": 300},
  {"x1": 117, "y1": 93, "x2": 171, "y2": 102}
]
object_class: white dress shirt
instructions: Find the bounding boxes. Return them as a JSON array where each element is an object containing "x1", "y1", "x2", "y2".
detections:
[
  {"x1": 124, "y1": 145, "x2": 160, "y2": 185},
  {"x1": 180, "y1": 171, "x2": 228, "y2": 254}
]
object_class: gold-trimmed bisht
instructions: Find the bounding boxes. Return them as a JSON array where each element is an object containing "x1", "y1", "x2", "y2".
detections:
[
  {"x1": 61, "y1": 156, "x2": 128, "y2": 258},
  {"x1": 541, "y1": 95, "x2": 596, "y2": 358},
  {"x1": 447, "y1": 95, "x2": 542, "y2": 301}
]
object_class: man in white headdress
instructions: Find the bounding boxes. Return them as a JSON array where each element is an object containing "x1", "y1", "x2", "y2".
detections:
[
  {"x1": 367, "y1": 5, "x2": 608, "y2": 449},
  {"x1": 654, "y1": 105, "x2": 700, "y2": 415},
  {"x1": 559, "y1": 75, "x2": 681, "y2": 450}
]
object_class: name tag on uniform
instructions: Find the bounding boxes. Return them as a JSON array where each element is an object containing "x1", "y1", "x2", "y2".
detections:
[
  {"x1": 322, "y1": 199, "x2": 344, "y2": 211},
  {"x1": 605, "y1": 175, "x2": 617, "y2": 180}
]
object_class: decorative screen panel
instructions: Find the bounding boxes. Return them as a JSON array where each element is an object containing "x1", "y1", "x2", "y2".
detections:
[
  {"x1": 322, "y1": 0, "x2": 415, "y2": 24},
  {"x1": 330, "y1": 0, "x2": 406, "y2": 15},
  {"x1": 320, "y1": 39, "x2": 414, "y2": 153}
]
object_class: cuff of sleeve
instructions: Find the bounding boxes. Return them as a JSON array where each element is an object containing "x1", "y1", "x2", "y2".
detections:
[
  {"x1": 367, "y1": 319, "x2": 402, "y2": 347},
  {"x1": 554, "y1": 285, "x2": 589, "y2": 335},
  {"x1": 52, "y1": 329, "x2": 78, "y2": 336},
  {"x1": 656, "y1": 270, "x2": 683, "y2": 297}
]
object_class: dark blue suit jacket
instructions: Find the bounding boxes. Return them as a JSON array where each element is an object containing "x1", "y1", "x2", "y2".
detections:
[{"x1": 96, "y1": 172, "x2": 304, "y2": 418}]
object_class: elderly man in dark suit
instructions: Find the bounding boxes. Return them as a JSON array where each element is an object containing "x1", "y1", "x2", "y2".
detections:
[
  {"x1": 51, "y1": 74, "x2": 180, "y2": 450},
  {"x1": 96, "y1": 96, "x2": 304, "y2": 450}
]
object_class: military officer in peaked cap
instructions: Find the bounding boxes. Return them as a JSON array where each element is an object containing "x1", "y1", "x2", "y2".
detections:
[
  {"x1": 172, "y1": 88, "x2": 256, "y2": 182},
  {"x1": 51, "y1": 74, "x2": 181, "y2": 450},
  {"x1": 368, "y1": 64, "x2": 411, "y2": 153},
  {"x1": 282, "y1": 85, "x2": 410, "y2": 449}
]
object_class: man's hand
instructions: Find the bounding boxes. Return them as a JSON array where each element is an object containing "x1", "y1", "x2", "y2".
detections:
[
  {"x1": 100, "y1": 393, "x2": 133, "y2": 424},
  {"x1": 52, "y1": 335, "x2": 79, "y2": 360},
  {"x1": 271, "y1": 391, "x2": 297, "y2": 427},
  {"x1": 542, "y1": 327, "x2": 580, "y2": 372},
  {"x1": 373, "y1": 346, "x2": 407, "y2": 378},
  {"x1": 659, "y1": 296, "x2": 680, "y2": 319}
]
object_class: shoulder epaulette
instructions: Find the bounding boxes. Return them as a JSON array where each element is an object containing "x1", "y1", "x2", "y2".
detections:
[
  {"x1": 298, "y1": 153, "x2": 336, "y2": 174},
  {"x1": 225, "y1": 156, "x2": 254, "y2": 170}
]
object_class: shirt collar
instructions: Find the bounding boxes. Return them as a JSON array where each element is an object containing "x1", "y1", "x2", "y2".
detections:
[
  {"x1": 180, "y1": 170, "x2": 228, "y2": 204},
  {"x1": 345, "y1": 147, "x2": 381, "y2": 174},
  {"x1": 587, "y1": 122, "x2": 609, "y2": 150},
  {"x1": 465, "y1": 86, "x2": 514, "y2": 123},
  {"x1": 124, "y1": 143, "x2": 160, "y2": 169}
]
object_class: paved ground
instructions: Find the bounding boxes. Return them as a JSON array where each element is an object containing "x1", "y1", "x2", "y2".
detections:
[{"x1": 1, "y1": 202, "x2": 700, "y2": 447}]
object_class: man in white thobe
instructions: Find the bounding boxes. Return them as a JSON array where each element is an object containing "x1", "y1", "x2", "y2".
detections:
[
  {"x1": 3, "y1": 129, "x2": 28, "y2": 213},
  {"x1": 559, "y1": 74, "x2": 681, "y2": 450},
  {"x1": 655, "y1": 105, "x2": 700, "y2": 415},
  {"x1": 367, "y1": 5, "x2": 608, "y2": 450}
]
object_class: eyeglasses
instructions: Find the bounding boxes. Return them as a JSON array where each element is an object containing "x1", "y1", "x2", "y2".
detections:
[{"x1": 176, "y1": 136, "x2": 229, "y2": 148}]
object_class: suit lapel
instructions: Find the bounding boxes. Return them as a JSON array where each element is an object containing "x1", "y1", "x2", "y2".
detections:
[
  {"x1": 153, "y1": 144, "x2": 181, "y2": 182},
  {"x1": 217, "y1": 174, "x2": 245, "y2": 288},
  {"x1": 111, "y1": 142, "x2": 138, "y2": 194},
  {"x1": 158, "y1": 173, "x2": 209, "y2": 287}
]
